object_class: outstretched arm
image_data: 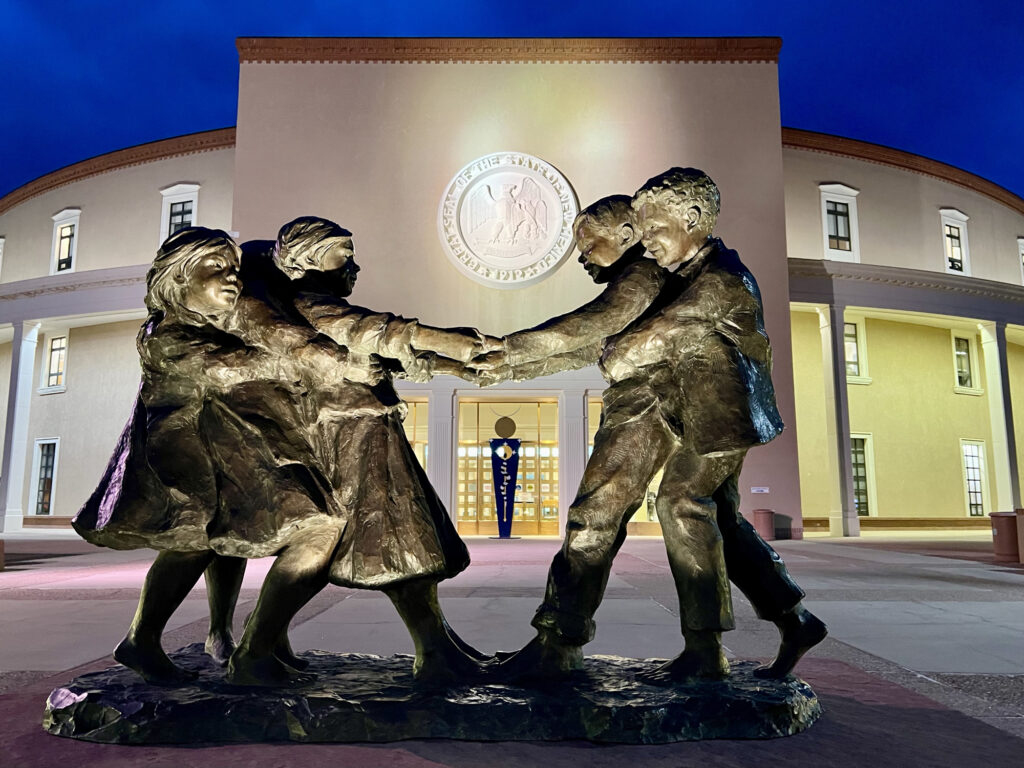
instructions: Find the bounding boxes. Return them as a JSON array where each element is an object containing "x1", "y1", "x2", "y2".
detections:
[
  {"x1": 295, "y1": 293, "x2": 499, "y2": 374},
  {"x1": 228, "y1": 295, "x2": 381, "y2": 385},
  {"x1": 507, "y1": 341, "x2": 605, "y2": 381},
  {"x1": 501, "y1": 258, "x2": 666, "y2": 367}
]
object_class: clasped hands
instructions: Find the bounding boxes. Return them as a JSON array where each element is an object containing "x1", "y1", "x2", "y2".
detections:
[
  {"x1": 464, "y1": 340, "x2": 514, "y2": 387},
  {"x1": 407, "y1": 329, "x2": 508, "y2": 386},
  {"x1": 324, "y1": 328, "x2": 507, "y2": 388}
]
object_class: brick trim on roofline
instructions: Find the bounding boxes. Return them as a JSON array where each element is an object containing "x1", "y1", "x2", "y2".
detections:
[
  {"x1": 235, "y1": 37, "x2": 783, "y2": 64},
  {"x1": 0, "y1": 128, "x2": 236, "y2": 216},
  {"x1": 782, "y1": 127, "x2": 1024, "y2": 218}
]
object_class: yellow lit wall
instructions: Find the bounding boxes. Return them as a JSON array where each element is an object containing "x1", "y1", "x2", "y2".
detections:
[
  {"x1": 847, "y1": 319, "x2": 996, "y2": 518},
  {"x1": 790, "y1": 312, "x2": 1006, "y2": 519},
  {"x1": 1007, "y1": 340, "x2": 1024, "y2": 492},
  {"x1": 789, "y1": 310, "x2": 832, "y2": 517}
]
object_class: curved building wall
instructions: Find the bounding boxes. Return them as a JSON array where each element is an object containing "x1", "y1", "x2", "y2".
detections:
[
  {"x1": 783, "y1": 140, "x2": 1024, "y2": 530},
  {"x1": 783, "y1": 146, "x2": 1024, "y2": 283},
  {"x1": 0, "y1": 138, "x2": 235, "y2": 526},
  {"x1": 22, "y1": 321, "x2": 141, "y2": 518},
  {"x1": 0, "y1": 147, "x2": 235, "y2": 283}
]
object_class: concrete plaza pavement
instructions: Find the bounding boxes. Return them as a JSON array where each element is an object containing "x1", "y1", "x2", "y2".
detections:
[{"x1": 0, "y1": 530, "x2": 1022, "y2": 766}]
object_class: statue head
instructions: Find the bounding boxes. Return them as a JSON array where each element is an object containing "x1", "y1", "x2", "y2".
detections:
[
  {"x1": 274, "y1": 217, "x2": 356, "y2": 286},
  {"x1": 632, "y1": 168, "x2": 720, "y2": 268},
  {"x1": 572, "y1": 195, "x2": 640, "y2": 283},
  {"x1": 146, "y1": 227, "x2": 242, "y2": 325}
]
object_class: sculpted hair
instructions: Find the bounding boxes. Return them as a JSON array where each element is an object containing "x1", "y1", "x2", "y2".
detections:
[
  {"x1": 632, "y1": 168, "x2": 721, "y2": 230},
  {"x1": 146, "y1": 227, "x2": 240, "y2": 320},
  {"x1": 275, "y1": 216, "x2": 353, "y2": 278},
  {"x1": 573, "y1": 195, "x2": 635, "y2": 236}
]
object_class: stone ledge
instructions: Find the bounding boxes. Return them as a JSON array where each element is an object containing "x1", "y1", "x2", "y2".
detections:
[{"x1": 44, "y1": 644, "x2": 820, "y2": 745}]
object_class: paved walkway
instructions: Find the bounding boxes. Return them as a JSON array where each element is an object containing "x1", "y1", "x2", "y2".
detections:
[{"x1": 1, "y1": 532, "x2": 1022, "y2": 766}]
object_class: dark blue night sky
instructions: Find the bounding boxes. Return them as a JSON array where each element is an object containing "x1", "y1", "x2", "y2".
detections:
[{"x1": 1, "y1": 0, "x2": 1022, "y2": 199}]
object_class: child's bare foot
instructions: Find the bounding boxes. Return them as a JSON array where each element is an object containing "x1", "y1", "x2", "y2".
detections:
[
  {"x1": 657, "y1": 630, "x2": 730, "y2": 682},
  {"x1": 754, "y1": 607, "x2": 827, "y2": 679},
  {"x1": 114, "y1": 635, "x2": 197, "y2": 685},
  {"x1": 497, "y1": 635, "x2": 583, "y2": 682},
  {"x1": 413, "y1": 644, "x2": 489, "y2": 687},
  {"x1": 204, "y1": 631, "x2": 236, "y2": 666},
  {"x1": 274, "y1": 637, "x2": 309, "y2": 671},
  {"x1": 226, "y1": 649, "x2": 310, "y2": 688},
  {"x1": 656, "y1": 648, "x2": 730, "y2": 681}
]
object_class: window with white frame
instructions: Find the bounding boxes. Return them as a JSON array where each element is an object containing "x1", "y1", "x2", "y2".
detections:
[
  {"x1": 29, "y1": 438, "x2": 60, "y2": 516},
  {"x1": 843, "y1": 323, "x2": 859, "y2": 374},
  {"x1": 950, "y1": 331, "x2": 982, "y2": 395},
  {"x1": 160, "y1": 183, "x2": 200, "y2": 242},
  {"x1": 819, "y1": 183, "x2": 861, "y2": 263},
  {"x1": 1018, "y1": 237, "x2": 1024, "y2": 285},
  {"x1": 843, "y1": 315, "x2": 871, "y2": 384},
  {"x1": 51, "y1": 208, "x2": 81, "y2": 274},
  {"x1": 38, "y1": 331, "x2": 68, "y2": 393},
  {"x1": 850, "y1": 433, "x2": 876, "y2": 516},
  {"x1": 959, "y1": 440, "x2": 987, "y2": 517},
  {"x1": 940, "y1": 208, "x2": 970, "y2": 275}
]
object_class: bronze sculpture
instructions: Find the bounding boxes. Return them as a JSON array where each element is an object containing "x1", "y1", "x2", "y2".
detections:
[
  {"x1": 262, "y1": 217, "x2": 498, "y2": 685},
  {"x1": 55, "y1": 171, "x2": 828, "y2": 744},
  {"x1": 73, "y1": 228, "x2": 354, "y2": 685},
  {"x1": 71, "y1": 171, "x2": 823, "y2": 697},
  {"x1": 475, "y1": 175, "x2": 826, "y2": 681},
  {"x1": 74, "y1": 221, "x2": 498, "y2": 687}
]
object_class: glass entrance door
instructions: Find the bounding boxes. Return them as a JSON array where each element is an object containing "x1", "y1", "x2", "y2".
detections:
[{"x1": 456, "y1": 400, "x2": 559, "y2": 535}]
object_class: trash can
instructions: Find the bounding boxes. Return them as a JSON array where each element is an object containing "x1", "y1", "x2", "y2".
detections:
[
  {"x1": 990, "y1": 512, "x2": 1019, "y2": 563},
  {"x1": 753, "y1": 509, "x2": 776, "y2": 542},
  {"x1": 1016, "y1": 509, "x2": 1024, "y2": 565}
]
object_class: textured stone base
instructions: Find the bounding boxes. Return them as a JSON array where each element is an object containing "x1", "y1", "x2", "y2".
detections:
[{"x1": 44, "y1": 644, "x2": 821, "y2": 744}]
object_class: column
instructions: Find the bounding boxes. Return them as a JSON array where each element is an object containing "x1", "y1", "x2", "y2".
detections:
[
  {"x1": 819, "y1": 305, "x2": 859, "y2": 537},
  {"x1": 0, "y1": 322, "x2": 40, "y2": 533},
  {"x1": 558, "y1": 388, "x2": 588, "y2": 533},
  {"x1": 979, "y1": 321, "x2": 1020, "y2": 510},
  {"x1": 426, "y1": 386, "x2": 457, "y2": 517}
]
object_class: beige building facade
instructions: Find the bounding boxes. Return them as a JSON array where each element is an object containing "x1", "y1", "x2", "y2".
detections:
[{"x1": 1, "y1": 38, "x2": 1021, "y2": 540}]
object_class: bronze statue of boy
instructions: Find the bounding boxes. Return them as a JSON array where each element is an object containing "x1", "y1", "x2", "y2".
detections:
[{"x1": 480, "y1": 171, "x2": 826, "y2": 681}]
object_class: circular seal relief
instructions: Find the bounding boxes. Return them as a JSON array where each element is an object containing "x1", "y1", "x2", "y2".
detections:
[{"x1": 437, "y1": 152, "x2": 580, "y2": 289}]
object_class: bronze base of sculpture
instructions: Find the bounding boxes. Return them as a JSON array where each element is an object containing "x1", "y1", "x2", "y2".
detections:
[{"x1": 44, "y1": 644, "x2": 821, "y2": 744}]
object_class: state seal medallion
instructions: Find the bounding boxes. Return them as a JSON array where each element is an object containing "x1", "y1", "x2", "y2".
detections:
[{"x1": 438, "y1": 152, "x2": 579, "y2": 289}]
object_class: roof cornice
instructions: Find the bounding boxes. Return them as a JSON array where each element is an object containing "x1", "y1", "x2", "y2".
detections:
[
  {"x1": 0, "y1": 128, "x2": 236, "y2": 216},
  {"x1": 782, "y1": 127, "x2": 1024, "y2": 218},
  {"x1": 788, "y1": 257, "x2": 1024, "y2": 306},
  {"x1": 788, "y1": 258, "x2": 1024, "y2": 329},
  {"x1": 235, "y1": 37, "x2": 782, "y2": 64}
]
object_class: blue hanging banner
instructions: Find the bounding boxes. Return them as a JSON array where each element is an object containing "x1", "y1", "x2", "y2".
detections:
[{"x1": 490, "y1": 438, "x2": 521, "y2": 539}]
